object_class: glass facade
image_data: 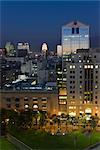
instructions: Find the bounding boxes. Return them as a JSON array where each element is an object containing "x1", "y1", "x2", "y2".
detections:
[{"x1": 62, "y1": 21, "x2": 90, "y2": 54}]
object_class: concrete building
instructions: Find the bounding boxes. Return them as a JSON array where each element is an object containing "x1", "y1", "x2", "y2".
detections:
[
  {"x1": 58, "y1": 48, "x2": 100, "y2": 119},
  {"x1": 0, "y1": 57, "x2": 21, "y2": 88},
  {"x1": 0, "y1": 90, "x2": 58, "y2": 115}
]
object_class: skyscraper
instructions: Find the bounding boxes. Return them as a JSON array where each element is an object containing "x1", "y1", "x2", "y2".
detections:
[
  {"x1": 62, "y1": 21, "x2": 90, "y2": 54},
  {"x1": 41, "y1": 43, "x2": 48, "y2": 53}
]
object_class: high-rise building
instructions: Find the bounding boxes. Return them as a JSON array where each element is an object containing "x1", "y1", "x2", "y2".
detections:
[
  {"x1": 57, "y1": 45, "x2": 62, "y2": 57},
  {"x1": 58, "y1": 48, "x2": 100, "y2": 119},
  {"x1": 62, "y1": 21, "x2": 90, "y2": 54},
  {"x1": 17, "y1": 42, "x2": 30, "y2": 52},
  {"x1": 5, "y1": 42, "x2": 15, "y2": 56},
  {"x1": 41, "y1": 43, "x2": 48, "y2": 57}
]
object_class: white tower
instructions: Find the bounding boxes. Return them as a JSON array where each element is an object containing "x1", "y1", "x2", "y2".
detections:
[{"x1": 41, "y1": 43, "x2": 48, "y2": 54}]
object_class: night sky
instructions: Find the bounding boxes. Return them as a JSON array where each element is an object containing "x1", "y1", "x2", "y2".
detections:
[{"x1": 1, "y1": 0, "x2": 100, "y2": 51}]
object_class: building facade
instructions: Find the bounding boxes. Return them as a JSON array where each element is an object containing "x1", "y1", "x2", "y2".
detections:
[
  {"x1": 0, "y1": 90, "x2": 58, "y2": 115},
  {"x1": 58, "y1": 48, "x2": 100, "y2": 119},
  {"x1": 62, "y1": 21, "x2": 90, "y2": 54}
]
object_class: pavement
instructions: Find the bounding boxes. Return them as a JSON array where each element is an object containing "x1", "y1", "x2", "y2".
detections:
[
  {"x1": 90, "y1": 144, "x2": 100, "y2": 150},
  {"x1": 85, "y1": 143, "x2": 100, "y2": 150}
]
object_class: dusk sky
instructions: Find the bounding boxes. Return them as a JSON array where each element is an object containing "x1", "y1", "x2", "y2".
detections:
[{"x1": 1, "y1": 0, "x2": 100, "y2": 51}]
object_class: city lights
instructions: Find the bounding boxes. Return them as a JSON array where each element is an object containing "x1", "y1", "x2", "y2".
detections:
[{"x1": 0, "y1": 1, "x2": 100, "y2": 149}]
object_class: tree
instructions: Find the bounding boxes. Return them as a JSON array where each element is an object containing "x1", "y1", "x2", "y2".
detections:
[
  {"x1": 32, "y1": 111, "x2": 40, "y2": 128},
  {"x1": 16, "y1": 109, "x2": 33, "y2": 129},
  {"x1": 39, "y1": 111, "x2": 47, "y2": 128},
  {"x1": 0, "y1": 108, "x2": 7, "y2": 123},
  {"x1": 89, "y1": 116, "x2": 99, "y2": 130},
  {"x1": 7, "y1": 109, "x2": 19, "y2": 126},
  {"x1": 0, "y1": 109, "x2": 7, "y2": 135}
]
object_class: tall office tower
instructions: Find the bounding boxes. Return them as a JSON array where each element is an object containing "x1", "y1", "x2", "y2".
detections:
[
  {"x1": 5, "y1": 42, "x2": 15, "y2": 56},
  {"x1": 62, "y1": 21, "x2": 90, "y2": 54},
  {"x1": 17, "y1": 42, "x2": 30, "y2": 52},
  {"x1": 58, "y1": 48, "x2": 100, "y2": 119},
  {"x1": 57, "y1": 45, "x2": 62, "y2": 57},
  {"x1": 41, "y1": 43, "x2": 48, "y2": 57}
]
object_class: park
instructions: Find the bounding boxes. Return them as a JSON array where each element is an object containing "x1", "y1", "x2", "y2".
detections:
[{"x1": 0, "y1": 109, "x2": 100, "y2": 150}]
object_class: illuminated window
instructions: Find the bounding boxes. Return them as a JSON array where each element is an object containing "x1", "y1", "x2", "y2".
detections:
[
  {"x1": 95, "y1": 85, "x2": 98, "y2": 89},
  {"x1": 87, "y1": 60, "x2": 89, "y2": 63},
  {"x1": 73, "y1": 65, "x2": 75, "y2": 69},
  {"x1": 85, "y1": 35, "x2": 88, "y2": 37},
  {"x1": 79, "y1": 60, "x2": 82, "y2": 63},
  {"x1": 24, "y1": 104, "x2": 29, "y2": 108},
  {"x1": 63, "y1": 78, "x2": 67, "y2": 81},
  {"x1": 95, "y1": 65, "x2": 98, "y2": 69},
  {"x1": 80, "y1": 65, "x2": 82, "y2": 68},
  {"x1": 91, "y1": 65, "x2": 93, "y2": 69},
  {"x1": 24, "y1": 97, "x2": 28, "y2": 101},
  {"x1": 59, "y1": 99, "x2": 66, "y2": 104},
  {"x1": 69, "y1": 106, "x2": 73, "y2": 109},
  {"x1": 80, "y1": 85, "x2": 82, "y2": 89},
  {"x1": 59, "y1": 88, "x2": 67, "y2": 95},
  {"x1": 84, "y1": 65, "x2": 87, "y2": 69},
  {"x1": 66, "y1": 58, "x2": 68, "y2": 61},
  {"x1": 57, "y1": 78, "x2": 61, "y2": 81},
  {"x1": 79, "y1": 111, "x2": 84, "y2": 114},
  {"x1": 33, "y1": 104, "x2": 38, "y2": 109},
  {"x1": 70, "y1": 65, "x2": 72, "y2": 69},
  {"x1": 58, "y1": 71, "x2": 62, "y2": 74},
  {"x1": 88, "y1": 65, "x2": 90, "y2": 68},
  {"x1": 71, "y1": 101, "x2": 75, "y2": 104},
  {"x1": 80, "y1": 101, "x2": 82, "y2": 104},
  {"x1": 59, "y1": 96, "x2": 67, "y2": 99},
  {"x1": 70, "y1": 65, "x2": 75, "y2": 69},
  {"x1": 69, "y1": 112, "x2": 76, "y2": 116}
]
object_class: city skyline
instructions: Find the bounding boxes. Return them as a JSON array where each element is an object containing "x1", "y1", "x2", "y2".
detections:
[{"x1": 1, "y1": 0, "x2": 100, "y2": 51}]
